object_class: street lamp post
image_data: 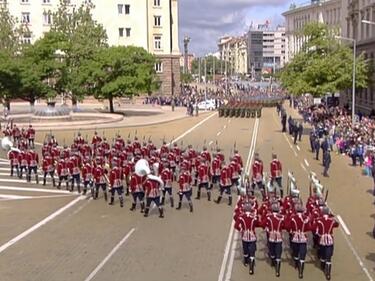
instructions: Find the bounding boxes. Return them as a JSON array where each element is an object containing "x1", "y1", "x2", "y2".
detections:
[{"x1": 335, "y1": 35, "x2": 356, "y2": 126}]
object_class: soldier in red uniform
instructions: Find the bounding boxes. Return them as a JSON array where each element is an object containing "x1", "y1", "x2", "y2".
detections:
[
  {"x1": 108, "y1": 159, "x2": 124, "y2": 207},
  {"x1": 160, "y1": 140, "x2": 169, "y2": 159},
  {"x1": 216, "y1": 147, "x2": 225, "y2": 162},
  {"x1": 26, "y1": 125, "x2": 35, "y2": 148},
  {"x1": 74, "y1": 132, "x2": 85, "y2": 148},
  {"x1": 232, "y1": 149, "x2": 243, "y2": 170},
  {"x1": 229, "y1": 159, "x2": 241, "y2": 194},
  {"x1": 12, "y1": 124, "x2": 21, "y2": 145},
  {"x1": 91, "y1": 131, "x2": 102, "y2": 151},
  {"x1": 129, "y1": 172, "x2": 145, "y2": 212},
  {"x1": 215, "y1": 164, "x2": 233, "y2": 205},
  {"x1": 312, "y1": 207, "x2": 339, "y2": 280},
  {"x1": 263, "y1": 204, "x2": 285, "y2": 277},
  {"x1": 92, "y1": 159, "x2": 108, "y2": 201},
  {"x1": 160, "y1": 166, "x2": 174, "y2": 207},
  {"x1": 285, "y1": 205, "x2": 311, "y2": 278},
  {"x1": 133, "y1": 136, "x2": 141, "y2": 156},
  {"x1": 195, "y1": 158, "x2": 212, "y2": 201},
  {"x1": 211, "y1": 155, "x2": 222, "y2": 189},
  {"x1": 82, "y1": 160, "x2": 93, "y2": 195},
  {"x1": 200, "y1": 146, "x2": 211, "y2": 164},
  {"x1": 143, "y1": 176, "x2": 164, "y2": 218},
  {"x1": 270, "y1": 154, "x2": 283, "y2": 197},
  {"x1": 234, "y1": 203, "x2": 261, "y2": 275},
  {"x1": 3, "y1": 126, "x2": 12, "y2": 137},
  {"x1": 176, "y1": 163, "x2": 193, "y2": 212},
  {"x1": 8, "y1": 149, "x2": 20, "y2": 177},
  {"x1": 57, "y1": 158, "x2": 69, "y2": 189},
  {"x1": 26, "y1": 149, "x2": 39, "y2": 183},
  {"x1": 18, "y1": 149, "x2": 28, "y2": 179},
  {"x1": 68, "y1": 154, "x2": 81, "y2": 193},
  {"x1": 42, "y1": 152, "x2": 55, "y2": 186},
  {"x1": 251, "y1": 153, "x2": 264, "y2": 197}
]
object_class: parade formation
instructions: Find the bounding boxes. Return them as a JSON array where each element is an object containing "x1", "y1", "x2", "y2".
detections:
[{"x1": 2, "y1": 120, "x2": 340, "y2": 280}]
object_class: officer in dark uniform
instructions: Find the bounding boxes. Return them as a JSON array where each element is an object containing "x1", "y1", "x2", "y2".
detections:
[
  {"x1": 323, "y1": 149, "x2": 331, "y2": 177},
  {"x1": 281, "y1": 111, "x2": 287, "y2": 133}
]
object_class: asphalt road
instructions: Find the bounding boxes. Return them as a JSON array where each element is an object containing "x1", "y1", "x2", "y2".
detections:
[{"x1": 0, "y1": 107, "x2": 374, "y2": 281}]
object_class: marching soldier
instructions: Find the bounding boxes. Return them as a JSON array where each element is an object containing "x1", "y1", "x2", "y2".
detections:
[
  {"x1": 176, "y1": 162, "x2": 193, "y2": 212},
  {"x1": 12, "y1": 124, "x2": 21, "y2": 145},
  {"x1": 26, "y1": 125, "x2": 35, "y2": 148},
  {"x1": 229, "y1": 159, "x2": 241, "y2": 193},
  {"x1": 234, "y1": 202, "x2": 261, "y2": 275},
  {"x1": 143, "y1": 176, "x2": 164, "y2": 218},
  {"x1": 215, "y1": 164, "x2": 233, "y2": 206},
  {"x1": 211, "y1": 155, "x2": 222, "y2": 189},
  {"x1": 160, "y1": 166, "x2": 174, "y2": 207},
  {"x1": 82, "y1": 160, "x2": 93, "y2": 195},
  {"x1": 270, "y1": 154, "x2": 283, "y2": 197},
  {"x1": 8, "y1": 148, "x2": 20, "y2": 177},
  {"x1": 233, "y1": 149, "x2": 243, "y2": 171},
  {"x1": 312, "y1": 207, "x2": 339, "y2": 280},
  {"x1": 68, "y1": 154, "x2": 81, "y2": 193},
  {"x1": 26, "y1": 149, "x2": 39, "y2": 183},
  {"x1": 263, "y1": 204, "x2": 285, "y2": 277},
  {"x1": 195, "y1": 157, "x2": 212, "y2": 201},
  {"x1": 42, "y1": 152, "x2": 55, "y2": 186},
  {"x1": 108, "y1": 159, "x2": 124, "y2": 207},
  {"x1": 91, "y1": 131, "x2": 102, "y2": 151},
  {"x1": 57, "y1": 158, "x2": 69, "y2": 190},
  {"x1": 286, "y1": 205, "x2": 311, "y2": 279},
  {"x1": 251, "y1": 153, "x2": 264, "y2": 198},
  {"x1": 92, "y1": 159, "x2": 108, "y2": 201},
  {"x1": 129, "y1": 172, "x2": 145, "y2": 212}
]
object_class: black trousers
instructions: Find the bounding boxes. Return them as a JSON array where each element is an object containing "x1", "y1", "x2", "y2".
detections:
[{"x1": 268, "y1": 241, "x2": 282, "y2": 260}]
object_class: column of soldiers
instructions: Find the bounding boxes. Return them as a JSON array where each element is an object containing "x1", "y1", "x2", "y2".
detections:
[{"x1": 234, "y1": 153, "x2": 339, "y2": 280}]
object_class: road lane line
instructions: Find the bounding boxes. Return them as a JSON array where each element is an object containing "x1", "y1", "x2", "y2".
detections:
[
  {"x1": 0, "y1": 196, "x2": 84, "y2": 254},
  {"x1": 0, "y1": 194, "x2": 72, "y2": 201},
  {"x1": 168, "y1": 112, "x2": 217, "y2": 145},
  {"x1": 0, "y1": 185, "x2": 74, "y2": 194},
  {"x1": 223, "y1": 125, "x2": 227, "y2": 129},
  {"x1": 209, "y1": 141, "x2": 214, "y2": 146},
  {"x1": 217, "y1": 131, "x2": 222, "y2": 136},
  {"x1": 304, "y1": 159, "x2": 310, "y2": 167},
  {"x1": 283, "y1": 133, "x2": 298, "y2": 156},
  {"x1": 84, "y1": 228, "x2": 136, "y2": 281},
  {"x1": 220, "y1": 118, "x2": 260, "y2": 281},
  {"x1": 300, "y1": 163, "x2": 307, "y2": 172},
  {"x1": 337, "y1": 215, "x2": 351, "y2": 236},
  {"x1": 296, "y1": 145, "x2": 301, "y2": 151}
]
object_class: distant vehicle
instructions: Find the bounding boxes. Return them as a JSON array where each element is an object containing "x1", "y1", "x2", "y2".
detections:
[{"x1": 197, "y1": 100, "x2": 215, "y2": 111}]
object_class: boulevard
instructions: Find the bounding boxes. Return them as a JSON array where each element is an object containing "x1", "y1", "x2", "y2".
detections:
[{"x1": 0, "y1": 105, "x2": 373, "y2": 281}]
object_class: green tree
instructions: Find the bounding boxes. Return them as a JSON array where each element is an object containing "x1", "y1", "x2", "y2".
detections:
[
  {"x1": 51, "y1": 0, "x2": 108, "y2": 106},
  {"x1": 280, "y1": 22, "x2": 368, "y2": 97},
  {"x1": 81, "y1": 46, "x2": 158, "y2": 113}
]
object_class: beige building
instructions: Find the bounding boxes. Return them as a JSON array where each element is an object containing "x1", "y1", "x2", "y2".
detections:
[
  {"x1": 341, "y1": 0, "x2": 375, "y2": 114},
  {"x1": 0, "y1": 0, "x2": 180, "y2": 96},
  {"x1": 262, "y1": 26, "x2": 287, "y2": 73},
  {"x1": 282, "y1": 0, "x2": 342, "y2": 62},
  {"x1": 218, "y1": 36, "x2": 248, "y2": 75}
]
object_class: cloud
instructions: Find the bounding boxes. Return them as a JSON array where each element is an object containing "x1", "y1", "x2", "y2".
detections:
[{"x1": 179, "y1": 0, "x2": 291, "y2": 56}]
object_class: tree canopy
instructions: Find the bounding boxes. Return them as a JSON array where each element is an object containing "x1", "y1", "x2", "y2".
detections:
[{"x1": 280, "y1": 22, "x2": 369, "y2": 97}]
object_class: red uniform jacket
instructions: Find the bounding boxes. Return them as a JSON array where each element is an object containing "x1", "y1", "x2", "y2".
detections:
[
  {"x1": 8, "y1": 150, "x2": 19, "y2": 166},
  {"x1": 270, "y1": 159, "x2": 282, "y2": 178},
  {"x1": 27, "y1": 128, "x2": 35, "y2": 140},
  {"x1": 144, "y1": 178, "x2": 161, "y2": 198},
  {"x1": 18, "y1": 151, "x2": 27, "y2": 167},
  {"x1": 26, "y1": 151, "x2": 39, "y2": 167},
  {"x1": 212, "y1": 158, "x2": 222, "y2": 176},
  {"x1": 93, "y1": 166, "x2": 106, "y2": 184},
  {"x1": 178, "y1": 171, "x2": 192, "y2": 192},
  {"x1": 286, "y1": 213, "x2": 311, "y2": 243},
  {"x1": 161, "y1": 168, "x2": 173, "y2": 188},
  {"x1": 198, "y1": 163, "x2": 211, "y2": 184},
  {"x1": 235, "y1": 212, "x2": 260, "y2": 242},
  {"x1": 220, "y1": 166, "x2": 232, "y2": 187},
  {"x1": 252, "y1": 160, "x2": 263, "y2": 182},
  {"x1": 130, "y1": 173, "x2": 144, "y2": 193},
  {"x1": 42, "y1": 156, "x2": 54, "y2": 172},
  {"x1": 109, "y1": 167, "x2": 124, "y2": 188},
  {"x1": 263, "y1": 213, "x2": 285, "y2": 243},
  {"x1": 57, "y1": 160, "x2": 69, "y2": 176},
  {"x1": 200, "y1": 150, "x2": 211, "y2": 163},
  {"x1": 82, "y1": 163, "x2": 93, "y2": 182},
  {"x1": 229, "y1": 161, "x2": 240, "y2": 180},
  {"x1": 312, "y1": 215, "x2": 339, "y2": 246},
  {"x1": 233, "y1": 153, "x2": 243, "y2": 168},
  {"x1": 67, "y1": 156, "x2": 81, "y2": 175}
]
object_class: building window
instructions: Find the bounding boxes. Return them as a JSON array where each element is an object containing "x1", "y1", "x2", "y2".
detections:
[
  {"x1": 155, "y1": 62, "x2": 163, "y2": 73},
  {"x1": 125, "y1": 28, "x2": 131, "y2": 37},
  {"x1": 43, "y1": 12, "x2": 52, "y2": 25},
  {"x1": 119, "y1": 28, "x2": 124, "y2": 37},
  {"x1": 154, "y1": 16, "x2": 161, "y2": 27},
  {"x1": 118, "y1": 4, "x2": 123, "y2": 14},
  {"x1": 22, "y1": 35, "x2": 31, "y2": 44},
  {"x1": 154, "y1": 0, "x2": 160, "y2": 6},
  {"x1": 154, "y1": 36, "x2": 161, "y2": 50},
  {"x1": 42, "y1": 0, "x2": 51, "y2": 3},
  {"x1": 21, "y1": 12, "x2": 30, "y2": 23},
  {"x1": 21, "y1": 0, "x2": 29, "y2": 3},
  {"x1": 124, "y1": 4, "x2": 130, "y2": 14}
]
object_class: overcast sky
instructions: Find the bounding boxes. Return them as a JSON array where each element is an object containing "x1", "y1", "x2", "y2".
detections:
[{"x1": 179, "y1": 0, "x2": 306, "y2": 56}]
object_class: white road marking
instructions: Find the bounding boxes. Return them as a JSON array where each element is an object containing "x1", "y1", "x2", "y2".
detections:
[
  {"x1": 0, "y1": 178, "x2": 38, "y2": 184},
  {"x1": 208, "y1": 141, "x2": 214, "y2": 146},
  {"x1": 0, "y1": 196, "x2": 84, "y2": 254},
  {"x1": 337, "y1": 215, "x2": 351, "y2": 236},
  {"x1": 0, "y1": 185, "x2": 74, "y2": 194},
  {"x1": 219, "y1": 118, "x2": 260, "y2": 281},
  {"x1": 217, "y1": 131, "x2": 222, "y2": 136},
  {"x1": 84, "y1": 228, "x2": 136, "y2": 281},
  {"x1": 0, "y1": 194, "x2": 72, "y2": 201},
  {"x1": 228, "y1": 119, "x2": 231, "y2": 124},
  {"x1": 300, "y1": 163, "x2": 307, "y2": 172},
  {"x1": 168, "y1": 112, "x2": 217, "y2": 145},
  {"x1": 223, "y1": 125, "x2": 227, "y2": 129},
  {"x1": 304, "y1": 159, "x2": 310, "y2": 167},
  {"x1": 283, "y1": 133, "x2": 298, "y2": 157},
  {"x1": 296, "y1": 145, "x2": 301, "y2": 151},
  {"x1": 0, "y1": 167, "x2": 9, "y2": 171}
]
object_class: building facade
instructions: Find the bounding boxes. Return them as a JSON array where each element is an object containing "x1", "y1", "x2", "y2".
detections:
[
  {"x1": 341, "y1": 0, "x2": 375, "y2": 114},
  {"x1": 262, "y1": 26, "x2": 287, "y2": 74},
  {"x1": 0, "y1": 0, "x2": 180, "y2": 96},
  {"x1": 247, "y1": 30, "x2": 263, "y2": 80},
  {"x1": 282, "y1": 0, "x2": 342, "y2": 63},
  {"x1": 218, "y1": 36, "x2": 248, "y2": 75}
]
